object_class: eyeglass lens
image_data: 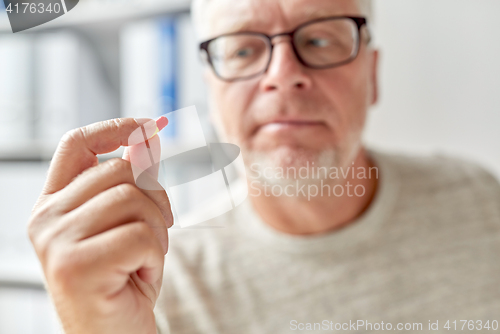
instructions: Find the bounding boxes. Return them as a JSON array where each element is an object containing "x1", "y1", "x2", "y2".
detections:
[{"x1": 206, "y1": 18, "x2": 359, "y2": 80}]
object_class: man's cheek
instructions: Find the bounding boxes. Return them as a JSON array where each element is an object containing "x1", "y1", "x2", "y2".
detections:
[{"x1": 216, "y1": 112, "x2": 241, "y2": 144}]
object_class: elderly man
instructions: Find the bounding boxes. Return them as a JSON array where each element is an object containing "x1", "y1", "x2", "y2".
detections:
[{"x1": 28, "y1": 0, "x2": 500, "y2": 333}]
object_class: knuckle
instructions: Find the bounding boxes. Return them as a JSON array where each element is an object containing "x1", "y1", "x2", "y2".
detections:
[
  {"x1": 27, "y1": 203, "x2": 57, "y2": 256},
  {"x1": 26, "y1": 220, "x2": 36, "y2": 243},
  {"x1": 93, "y1": 158, "x2": 134, "y2": 189},
  {"x1": 27, "y1": 208, "x2": 44, "y2": 240},
  {"x1": 60, "y1": 128, "x2": 84, "y2": 149},
  {"x1": 28, "y1": 226, "x2": 51, "y2": 260},
  {"x1": 28, "y1": 199, "x2": 53, "y2": 224},
  {"x1": 132, "y1": 222, "x2": 153, "y2": 241},
  {"x1": 46, "y1": 247, "x2": 82, "y2": 291},
  {"x1": 105, "y1": 157, "x2": 132, "y2": 176},
  {"x1": 130, "y1": 223, "x2": 159, "y2": 252},
  {"x1": 108, "y1": 118, "x2": 126, "y2": 131},
  {"x1": 115, "y1": 183, "x2": 141, "y2": 201}
]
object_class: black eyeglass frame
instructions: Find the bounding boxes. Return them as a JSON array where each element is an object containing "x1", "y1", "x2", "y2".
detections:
[{"x1": 199, "y1": 16, "x2": 369, "y2": 82}]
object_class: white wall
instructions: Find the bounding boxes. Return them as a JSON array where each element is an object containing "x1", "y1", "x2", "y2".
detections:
[{"x1": 364, "y1": 0, "x2": 500, "y2": 179}]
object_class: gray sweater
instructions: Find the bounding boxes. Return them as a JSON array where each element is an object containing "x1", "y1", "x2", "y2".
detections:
[{"x1": 155, "y1": 150, "x2": 500, "y2": 333}]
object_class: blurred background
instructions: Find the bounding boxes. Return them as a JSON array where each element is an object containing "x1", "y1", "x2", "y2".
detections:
[{"x1": 0, "y1": 0, "x2": 499, "y2": 332}]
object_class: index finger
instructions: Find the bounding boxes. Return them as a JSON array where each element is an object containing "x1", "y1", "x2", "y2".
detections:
[{"x1": 42, "y1": 117, "x2": 164, "y2": 196}]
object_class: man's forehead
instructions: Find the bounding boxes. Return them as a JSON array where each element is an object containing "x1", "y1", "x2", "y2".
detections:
[{"x1": 200, "y1": 0, "x2": 362, "y2": 39}]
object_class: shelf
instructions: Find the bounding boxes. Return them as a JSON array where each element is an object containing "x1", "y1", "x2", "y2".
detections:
[
  {"x1": 0, "y1": 263, "x2": 45, "y2": 290},
  {"x1": 0, "y1": 141, "x2": 125, "y2": 161},
  {"x1": 0, "y1": 0, "x2": 191, "y2": 33},
  {"x1": 0, "y1": 142, "x2": 56, "y2": 161},
  {"x1": 0, "y1": 141, "x2": 212, "y2": 162}
]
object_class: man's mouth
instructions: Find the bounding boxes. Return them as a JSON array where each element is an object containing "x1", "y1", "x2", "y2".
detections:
[{"x1": 258, "y1": 120, "x2": 326, "y2": 133}]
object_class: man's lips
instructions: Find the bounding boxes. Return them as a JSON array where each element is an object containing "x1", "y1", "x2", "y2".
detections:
[{"x1": 257, "y1": 120, "x2": 326, "y2": 133}]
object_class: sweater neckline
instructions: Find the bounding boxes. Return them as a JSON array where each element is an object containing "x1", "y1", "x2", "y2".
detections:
[{"x1": 235, "y1": 149, "x2": 400, "y2": 254}]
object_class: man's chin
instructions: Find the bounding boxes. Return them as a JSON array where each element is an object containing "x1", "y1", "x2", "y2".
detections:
[
  {"x1": 245, "y1": 145, "x2": 321, "y2": 167},
  {"x1": 243, "y1": 145, "x2": 341, "y2": 186}
]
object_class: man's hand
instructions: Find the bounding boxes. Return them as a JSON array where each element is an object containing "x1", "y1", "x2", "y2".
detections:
[{"x1": 28, "y1": 118, "x2": 173, "y2": 334}]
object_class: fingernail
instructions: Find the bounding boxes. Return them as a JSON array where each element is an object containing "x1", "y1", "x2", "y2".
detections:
[{"x1": 156, "y1": 116, "x2": 169, "y2": 131}]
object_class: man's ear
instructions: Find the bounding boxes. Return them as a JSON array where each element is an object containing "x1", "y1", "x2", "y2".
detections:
[{"x1": 370, "y1": 48, "x2": 379, "y2": 106}]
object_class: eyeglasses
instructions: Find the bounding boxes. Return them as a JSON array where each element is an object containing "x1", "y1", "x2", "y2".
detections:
[{"x1": 199, "y1": 16, "x2": 369, "y2": 82}]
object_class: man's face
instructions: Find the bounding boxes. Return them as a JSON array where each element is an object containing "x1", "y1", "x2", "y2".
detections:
[{"x1": 202, "y1": 0, "x2": 378, "y2": 180}]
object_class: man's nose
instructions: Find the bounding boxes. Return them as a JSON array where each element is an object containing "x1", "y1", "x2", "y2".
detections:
[{"x1": 260, "y1": 38, "x2": 312, "y2": 92}]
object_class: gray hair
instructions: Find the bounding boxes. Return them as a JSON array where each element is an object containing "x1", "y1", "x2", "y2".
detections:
[
  {"x1": 358, "y1": 0, "x2": 374, "y2": 24},
  {"x1": 191, "y1": 0, "x2": 374, "y2": 39}
]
